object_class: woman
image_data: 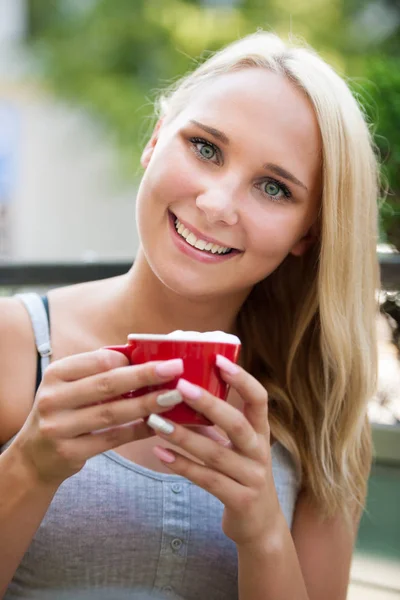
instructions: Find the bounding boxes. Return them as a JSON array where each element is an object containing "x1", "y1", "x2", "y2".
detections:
[{"x1": 0, "y1": 32, "x2": 379, "y2": 599}]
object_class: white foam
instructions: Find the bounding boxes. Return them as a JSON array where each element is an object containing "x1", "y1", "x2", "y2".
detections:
[
  {"x1": 128, "y1": 330, "x2": 240, "y2": 344},
  {"x1": 168, "y1": 330, "x2": 240, "y2": 344}
]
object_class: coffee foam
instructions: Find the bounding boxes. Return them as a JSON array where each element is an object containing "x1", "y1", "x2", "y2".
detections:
[
  {"x1": 168, "y1": 330, "x2": 240, "y2": 344},
  {"x1": 128, "y1": 330, "x2": 241, "y2": 345}
]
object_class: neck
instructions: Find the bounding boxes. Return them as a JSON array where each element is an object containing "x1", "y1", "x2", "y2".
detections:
[{"x1": 111, "y1": 249, "x2": 249, "y2": 340}]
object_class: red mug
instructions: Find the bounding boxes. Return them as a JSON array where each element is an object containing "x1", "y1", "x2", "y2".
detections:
[{"x1": 106, "y1": 332, "x2": 241, "y2": 426}]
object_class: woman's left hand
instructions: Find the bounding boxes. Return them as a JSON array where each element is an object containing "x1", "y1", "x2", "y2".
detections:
[{"x1": 147, "y1": 354, "x2": 282, "y2": 547}]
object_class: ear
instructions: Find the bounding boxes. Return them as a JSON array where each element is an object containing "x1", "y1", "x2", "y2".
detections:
[
  {"x1": 290, "y1": 221, "x2": 319, "y2": 257},
  {"x1": 140, "y1": 119, "x2": 163, "y2": 169}
]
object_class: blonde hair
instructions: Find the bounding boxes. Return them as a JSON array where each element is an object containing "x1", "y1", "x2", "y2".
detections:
[{"x1": 156, "y1": 32, "x2": 380, "y2": 522}]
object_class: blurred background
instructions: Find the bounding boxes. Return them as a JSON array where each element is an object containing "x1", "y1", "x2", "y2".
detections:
[{"x1": 0, "y1": 1, "x2": 399, "y2": 598}]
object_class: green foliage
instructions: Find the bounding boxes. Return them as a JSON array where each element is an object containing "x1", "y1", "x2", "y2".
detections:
[
  {"x1": 368, "y1": 57, "x2": 400, "y2": 245},
  {"x1": 26, "y1": 0, "x2": 400, "y2": 244},
  {"x1": 350, "y1": 55, "x2": 400, "y2": 244},
  {"x1": 27, "y1": 0, "x2": 195, "y2": 169}
]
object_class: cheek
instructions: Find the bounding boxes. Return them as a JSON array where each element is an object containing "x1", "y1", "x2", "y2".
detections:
[
  {"x1": 248, "y1": 211, "x2": 304, "y2": 257},
  {"x1": 136, "y1": 152, "x2": 201, "y2": 252},
  {"x1": 145, "y1": 148, "x2": 201, "y2": 206}
]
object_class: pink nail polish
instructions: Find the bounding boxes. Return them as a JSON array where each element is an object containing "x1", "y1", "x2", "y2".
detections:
[
  {"x1": 155, "y1": 359, "x2": 184, "y2": 377},
  {"x1": 176, "y1": 378, "x2": 202, "y2": 400},
  {"x1": 153, "y1": 445, "x2": 176, "y2": 464},
  {"x1": 216, "y1": 354, "x2": 240, "y2": 375}
]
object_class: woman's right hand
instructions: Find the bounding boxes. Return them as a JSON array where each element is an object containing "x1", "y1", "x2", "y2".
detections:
[{"x1": 11, "y1": 349, "x2": 184, "y2": 487}]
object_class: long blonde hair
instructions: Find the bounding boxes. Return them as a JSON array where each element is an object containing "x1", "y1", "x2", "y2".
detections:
[{"x1": 156, "y1": 32, "x2": 380, "y2": 522}]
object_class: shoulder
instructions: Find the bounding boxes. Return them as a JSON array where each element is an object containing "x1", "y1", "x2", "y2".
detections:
[
  {"x1": 0, "y1": 296, "x2": 38, "y2": 445},
  {"x1": 291, "y1": 489, "x2": 361, "y2": 599}
]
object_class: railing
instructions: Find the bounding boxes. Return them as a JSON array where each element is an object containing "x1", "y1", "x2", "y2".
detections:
[
  {"x1": 378, "y1": 252, "x2": 400, "y2": 290},
  {"x1": 1, "y1": 253, "x2": 399, "y2": 289},
  {"x1": 0, "y1": 261, "x2": 130, "y2": 288}
]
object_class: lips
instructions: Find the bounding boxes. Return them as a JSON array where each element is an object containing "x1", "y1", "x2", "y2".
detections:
[
  {"x1": 169, "y1": 211, "x2": 240, "y2": 253},
  {"x1": 174, "y1": 217, "x2": 232, "y2": 255},
  {"x1": 168, "y1": 211, "x2": 241, "y2": 264}
]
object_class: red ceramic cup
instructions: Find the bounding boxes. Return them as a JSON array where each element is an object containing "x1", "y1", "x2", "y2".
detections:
[{"x1": 106, "y1": 331, "x2": 241, "y2": 426}]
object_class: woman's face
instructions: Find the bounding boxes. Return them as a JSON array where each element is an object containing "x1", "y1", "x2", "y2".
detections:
[{"x1": 136, "y1": 67, "x2": 322, "y2": 301}]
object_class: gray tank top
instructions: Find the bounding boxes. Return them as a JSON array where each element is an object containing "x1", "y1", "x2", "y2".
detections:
[{"x1": 1, "y1": 293, "x2": 301, "y2": 600}]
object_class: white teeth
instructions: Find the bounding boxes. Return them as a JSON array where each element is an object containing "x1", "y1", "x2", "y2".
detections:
[
  {"x1": 186, "y1": 233, "x2": 197, "y2": 246},
  {"x1": 174, "y1": 217, "x2": 232, "y2": 255},
  {"x1": 194, "y1": 239, "x2": 207, "y2": 250}
]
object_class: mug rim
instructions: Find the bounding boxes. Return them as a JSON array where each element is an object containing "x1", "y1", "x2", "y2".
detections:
[{"x1": 127, "y1": 333, "x2": 241, "y2": 344}]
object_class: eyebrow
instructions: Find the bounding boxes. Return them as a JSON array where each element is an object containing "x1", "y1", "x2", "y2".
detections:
[
  {"x1": 189, "y1": 119, "x2": 308, "y2": 192},
  {"x1": 263, "y1": 163, "x2": 308, "y2": 192},
  {"x1": 190, "y1": 120, "x2": 230, "y2": 145}
]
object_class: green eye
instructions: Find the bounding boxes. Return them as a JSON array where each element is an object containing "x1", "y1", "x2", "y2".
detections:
[
  {"x1": 257, "y1": 178, "x2": 292, "y2": 203},
  {"x1": 198, "y1": 143, "x2": 215, "y2": 159},
  {"x1": 190, "y1": 137, "x2": 219, "y2": 163},
  {"x1": 264, "y1": 182, "x2": 281, "y2": 196}
]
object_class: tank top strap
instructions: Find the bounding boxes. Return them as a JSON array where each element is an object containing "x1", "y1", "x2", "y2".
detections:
[{"x1": 16, "y1": 292, "x2": 52, "y2": 391}]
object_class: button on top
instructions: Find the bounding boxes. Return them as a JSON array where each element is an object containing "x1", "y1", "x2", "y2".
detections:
[
  {"x1": 162, "y1": 585, "x2": 173, "y2": 594},
  {"x1": 171, "y1": 483, "x2": 182, "y2": 494},
  {"x1": 171, "y1": 538, "x2": 183, "y2": 551}
]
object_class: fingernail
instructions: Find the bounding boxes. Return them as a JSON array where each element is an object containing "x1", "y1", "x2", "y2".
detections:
[
  {"x1": 147, "y1": 414, "x2": 175, "y2": 435},
  {"x1": 155, "y1": 359, "x2": 184, "y2": 377},
  {"x1": 157, "y1": 390, "x2": 183, "y2": 407},
  {"x1": 153, "y1": 445, "x2": 176, "y2": 464},
  {"x1": 176, "y1": 378, "x2": 202, "y2": 400},
  {"x1": 216, "y1": 354, "x2": 240, "y2": 375}
]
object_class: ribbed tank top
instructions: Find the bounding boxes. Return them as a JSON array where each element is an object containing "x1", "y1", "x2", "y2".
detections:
[{"x1": 1, "y1": 293, "x2": 301, "y2": 600}]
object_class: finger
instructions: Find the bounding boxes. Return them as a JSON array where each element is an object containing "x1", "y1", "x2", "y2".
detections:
[
  {"x1": 68, "y1": 419, "x2": 154, "y2": 461},
  {"x1": 153, "y1": 445, "x2": 245, "y2": 508},
  {"x1": 48, "y1": 389, "x2": 183, "y2": 437},
  {"x1": 46, "y1": 349, "x2": 130, "y2": 382},
  {"x1": 215, "y1": 355, "x2": 269, "y2": 436},
  {"x1": 51, "y1": 359, "x2": 184, "y2": 409},
  {"x1": 176, "y1": 379, "x2": 260, "y2": 458},
  {"x1": 190, "y1": 425, "x2": 230, "y2": 445},
  {"x1": 148, "y1": 416, "x2": 263, "y2": 487}
]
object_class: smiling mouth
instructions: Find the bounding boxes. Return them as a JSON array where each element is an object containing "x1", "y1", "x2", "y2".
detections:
[{"x1": 171, "y1": 214, "x2": 235, "y2": 256}]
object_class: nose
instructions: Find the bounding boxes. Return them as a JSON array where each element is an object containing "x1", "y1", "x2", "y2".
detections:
[{"x1": 195, "y1": 186, "x2": 239, "y2": 226}]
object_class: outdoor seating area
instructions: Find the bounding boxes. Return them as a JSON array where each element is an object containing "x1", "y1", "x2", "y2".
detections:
[{"x1": 1, "y1": 2, "x2": 399, "y2": 597}]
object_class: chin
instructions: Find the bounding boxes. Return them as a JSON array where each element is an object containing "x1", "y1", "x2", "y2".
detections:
[{"x1": 155, "y1": 260, "x2": 227, "y2": 300}]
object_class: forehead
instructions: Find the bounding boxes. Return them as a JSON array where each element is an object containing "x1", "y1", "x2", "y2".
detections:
[{"x1": 169, "y1": 68, "x2": 321, "y2": 177}]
